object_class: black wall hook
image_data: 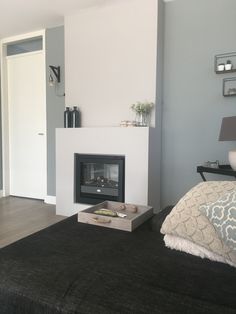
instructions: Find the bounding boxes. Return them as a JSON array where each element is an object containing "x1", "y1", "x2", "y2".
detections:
[{"x1": 49, "y1": 65, "x2": 61, "y2": 83}]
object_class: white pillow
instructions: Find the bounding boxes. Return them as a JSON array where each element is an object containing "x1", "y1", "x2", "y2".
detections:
[{"x1": 164, "y1": 234, "x2": 235, "y2": 268}]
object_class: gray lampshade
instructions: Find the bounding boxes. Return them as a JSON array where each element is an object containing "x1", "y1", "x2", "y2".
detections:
[{"x1": 219, "y1": 116, "x2": 236, "y2": 141}]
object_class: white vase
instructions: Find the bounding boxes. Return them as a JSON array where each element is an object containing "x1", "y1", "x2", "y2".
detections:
[{"x1": 228, "y1": 150, "x2": 236, "y2": 170}]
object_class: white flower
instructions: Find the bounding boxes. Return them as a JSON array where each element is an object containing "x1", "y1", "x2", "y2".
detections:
[{"x1": 130, "y1": 101, "x2": 154, "y2": 113}]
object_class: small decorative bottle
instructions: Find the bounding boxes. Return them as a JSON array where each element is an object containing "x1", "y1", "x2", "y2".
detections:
[
  {"x1": 72, "y1": 106, "x2": 81, "y2": 128},
  {"x1": 64, "y1": 107, "x2": 72, "y2": 128}
]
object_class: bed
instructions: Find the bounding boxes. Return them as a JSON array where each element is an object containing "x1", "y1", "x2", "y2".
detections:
[{"x1": 0, "y1": 207, "x2": 235, "y2": 314}]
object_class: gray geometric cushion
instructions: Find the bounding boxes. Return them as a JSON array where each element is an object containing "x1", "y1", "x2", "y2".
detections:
[{"x1": 200, "y1": 191, "x2": 236, "y2": 251}]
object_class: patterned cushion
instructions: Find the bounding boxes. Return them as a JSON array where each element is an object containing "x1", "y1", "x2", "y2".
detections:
[
  {"x1": 160, "y1": 181, "x2": 236, "y2": 265},
  {"x1": 200, "y1": 191, "x2": 236, "y2": 251}
]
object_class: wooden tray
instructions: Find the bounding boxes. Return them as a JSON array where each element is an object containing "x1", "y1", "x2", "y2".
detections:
[{"x1": 78, "y1": 201, "x2": 153, "y2": 232}]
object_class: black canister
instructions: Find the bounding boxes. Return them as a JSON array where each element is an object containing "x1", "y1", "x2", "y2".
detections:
[
  {"x1": 72, "y1": 106, "x2": 81, "y2": 128},
  {"x1": 64, "y1": 107, "x2": 72, "y2": 128}
]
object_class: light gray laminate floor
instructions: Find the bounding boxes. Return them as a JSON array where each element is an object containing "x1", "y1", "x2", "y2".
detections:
[{"x1": 0, "y1": 196, "x2": 65, "y2": 248}]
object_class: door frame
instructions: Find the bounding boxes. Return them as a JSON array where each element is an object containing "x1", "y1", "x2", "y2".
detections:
[{"x1": 0, "y1": 30, "x2": 47, "y2": 199}]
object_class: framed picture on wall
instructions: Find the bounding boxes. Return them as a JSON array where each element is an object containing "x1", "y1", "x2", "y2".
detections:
[{"x1": 223, "y1": 77, "x2": 236, "y2": 97}]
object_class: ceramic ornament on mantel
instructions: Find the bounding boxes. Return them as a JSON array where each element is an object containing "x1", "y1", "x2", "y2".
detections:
[{"x1": 130, "y1": 101, "x2": 154, "y2": 127}]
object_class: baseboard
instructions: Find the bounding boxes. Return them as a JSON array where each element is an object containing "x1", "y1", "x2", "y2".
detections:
[
  {"x1": 44, "y1": 195, "x2": 56, "y2": 205},
  {"x1": 0, "y1": 190, "x2": 4, "y2": 198}
]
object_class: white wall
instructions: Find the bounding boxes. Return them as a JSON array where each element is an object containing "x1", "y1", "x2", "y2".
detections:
[{"x1": 65, "y1": 0, "x2": 157, "y2": 127}]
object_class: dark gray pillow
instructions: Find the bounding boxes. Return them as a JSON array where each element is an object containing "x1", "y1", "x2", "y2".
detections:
[{"x1": 199, "y1": 191, "x2": 236, "y2": 251}]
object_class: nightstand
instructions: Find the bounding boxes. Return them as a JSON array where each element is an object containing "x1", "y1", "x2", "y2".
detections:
[{"x1": 197, "y1": 165, "x2": 236, "y2": 181}]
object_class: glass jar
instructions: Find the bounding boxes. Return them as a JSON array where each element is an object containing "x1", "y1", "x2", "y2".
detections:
[{"x1": 135, "y1": 111, "x2": 149, "y2": 127}]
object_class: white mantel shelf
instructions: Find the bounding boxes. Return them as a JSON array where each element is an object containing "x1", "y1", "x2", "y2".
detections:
[{"x1": 56, "y1": 127, "x2": 155, "y2": 216}]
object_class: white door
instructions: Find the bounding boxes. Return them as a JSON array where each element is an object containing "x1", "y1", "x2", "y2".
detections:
[{"x1": 7, "y1": 51, "x2": 46, "y2": 199}]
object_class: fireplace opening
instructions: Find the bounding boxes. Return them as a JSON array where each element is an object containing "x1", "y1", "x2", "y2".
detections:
[{"x1": 74, "y1": 154, "x2": 125, "y2": 205}]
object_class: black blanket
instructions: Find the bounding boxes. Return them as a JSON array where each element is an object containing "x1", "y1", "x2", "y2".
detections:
[{"x1": 0, "y1": 208, "x2": 236, "y2": 314}]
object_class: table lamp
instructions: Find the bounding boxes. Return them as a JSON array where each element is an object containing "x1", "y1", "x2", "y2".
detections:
[{"x1": 219, "y1": 116, "x2": 236, "y2": 170}]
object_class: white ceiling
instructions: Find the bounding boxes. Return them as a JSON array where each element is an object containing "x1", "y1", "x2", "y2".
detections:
[{"x1": 0, "y1": 0, "x2": 113, "y2": 39}]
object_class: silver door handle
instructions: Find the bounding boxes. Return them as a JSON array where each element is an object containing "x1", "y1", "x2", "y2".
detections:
[{"x1": 38, "y1": 133, "x2": 44, "y2": 135}]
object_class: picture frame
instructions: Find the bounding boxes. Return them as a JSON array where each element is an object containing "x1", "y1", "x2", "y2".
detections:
[{"x1": 223, "y1": 77, "x2": 236, "y2": 97}]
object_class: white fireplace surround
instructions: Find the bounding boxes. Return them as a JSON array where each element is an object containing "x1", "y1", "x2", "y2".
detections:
[{"x1": 56, "y1": 127, "x2": 150, "y2": 216}]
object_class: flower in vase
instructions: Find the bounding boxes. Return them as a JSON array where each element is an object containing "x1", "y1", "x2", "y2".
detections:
[
  {"x1": 130, "y1": 101, "x2": 155, "y2": 127},
  {"x1": 130, "y1": 101, "x2": 154, "y2": 114}
]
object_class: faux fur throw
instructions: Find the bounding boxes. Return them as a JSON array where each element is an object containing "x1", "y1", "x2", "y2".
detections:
[{"x1": 164, "y1": 234, "x2": 235, "y2": 268}]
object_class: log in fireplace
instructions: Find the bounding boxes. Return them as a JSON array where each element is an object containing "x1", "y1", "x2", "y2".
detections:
[{"x1": 74, "y1": 154, "x2": 125, "y2": 205}]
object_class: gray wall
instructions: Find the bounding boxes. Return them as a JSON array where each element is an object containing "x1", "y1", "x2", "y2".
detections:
[
  {"x1": 0, "y1": 85, "x2": 2, "y2": 190},
  {"x1": 148, "y1": 0, "x2": 165, "y2": 211},
  {"x1": 162, "y1": 0, "x2": 236, "y2": 207},
  {"x1": 46, "y1": 26, "x2": 65, "y2": 196}
]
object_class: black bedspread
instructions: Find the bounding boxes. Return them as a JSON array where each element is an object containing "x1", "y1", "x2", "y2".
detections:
[{"x1": 0, "y1": 208, "x2": 236, "y2": 314}]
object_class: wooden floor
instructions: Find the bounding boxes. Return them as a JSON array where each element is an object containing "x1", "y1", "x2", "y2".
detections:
[{"x1": 0, "y1": 196, "x2": 65, "y2": 248}]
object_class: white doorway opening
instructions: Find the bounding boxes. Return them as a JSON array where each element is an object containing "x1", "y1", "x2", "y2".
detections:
[{"x1": 1, "y1": 30, "x2": 47, "y2": 200}]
